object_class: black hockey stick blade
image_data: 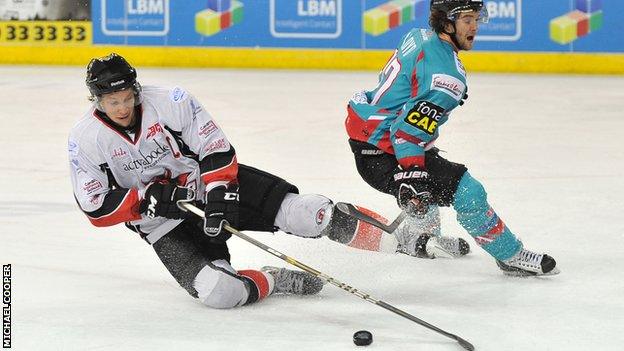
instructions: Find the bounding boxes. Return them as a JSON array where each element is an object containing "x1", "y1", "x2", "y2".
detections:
[
  {"x1": 457, "y1": 336, "x2": 475, "y2": 351},
  {"x1": 335, "y1": 202, "x2": 406, "y2": 233}
]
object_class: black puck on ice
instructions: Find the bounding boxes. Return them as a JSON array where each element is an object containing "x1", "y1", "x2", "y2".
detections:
[{"x1": 353, "y1": 330, "x2": 373, "y2": 346}]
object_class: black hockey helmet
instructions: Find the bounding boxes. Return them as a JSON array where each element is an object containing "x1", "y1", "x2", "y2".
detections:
[
  {"x1": 430, "y1": 0, "x2": 488, "y2": 22},
  {"x1": 86, "y1": 53, "x2": 139, "y2": 97}
]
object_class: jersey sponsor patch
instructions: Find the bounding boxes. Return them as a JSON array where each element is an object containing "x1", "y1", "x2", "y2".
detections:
[
  {"x1": 203, "y1": 138, "x2": 229, "y2": 154},
  {"x1": 82, "y1": 179, "x2": 103, "y2": 195},
  {"x1": 430, "y1": 74, "x2": 466, "y2": 101},
  {"x1": 404, "y1": 101, "x2": 445, "y2": 135},
  {"x1": 199, "y1": 121, "x2": 218, "y2": 138},
  {"x1": 111, "y1": 147, "x2": 128, "y2": 159},
  {"x1": 169, "y1": 87, "x2": 188, "y2": 103}
]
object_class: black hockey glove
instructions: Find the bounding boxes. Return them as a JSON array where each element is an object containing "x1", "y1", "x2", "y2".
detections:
[
  {"x1": 140, "y1": 182, "x2": 195, "y2": 219},
  {"x1": 203, "y1": 183, "x2": 239, "y2": 241},
  {"x1": 459, "y1": 87, "x2": 468, "y2": 106},
  {"x1": 393, "y1": 167, "x2": 432, "y2": 216}
]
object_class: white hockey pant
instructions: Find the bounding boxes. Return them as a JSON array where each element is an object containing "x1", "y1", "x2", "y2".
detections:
[
  {"x1": 274, "y1": 193, "x2": 333, "y2": 238},
  {"x1": 193, "y1": 259, "x2": 249, "y2": 309}
]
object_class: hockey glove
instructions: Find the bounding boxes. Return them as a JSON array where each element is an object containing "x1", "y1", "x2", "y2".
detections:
[
  {"x1": 203, "y1": 183, "x2": 239, "y2": 240},
  {"x1": 140, "y1": 182, "x2": 195, "y2": 219},
  {"x1": 459, "y1": 87, "x2": 468, "y2": 106},
  {"x1": 393, "y1": 167, "x2": 432, "y2": 216}
]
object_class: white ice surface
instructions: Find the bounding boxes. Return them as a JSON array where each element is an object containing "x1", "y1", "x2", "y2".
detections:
[{"x1": 1, "y1": 66, "x2": 623, "y2": 351}]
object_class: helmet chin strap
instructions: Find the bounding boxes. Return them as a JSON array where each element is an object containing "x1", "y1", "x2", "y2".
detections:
[{"x1": 443, "y1": 22, "x2": 462, "y2": 50}]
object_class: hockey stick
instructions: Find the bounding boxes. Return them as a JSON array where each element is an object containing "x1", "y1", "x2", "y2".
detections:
[
  {"x1": 335, "y1": 202, "x2": 407, "y2": 234},
  {"x1": 181, "y1": 203, "x2": 475, "y2": 351}
]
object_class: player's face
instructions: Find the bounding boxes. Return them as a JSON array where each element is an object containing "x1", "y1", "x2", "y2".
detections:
[
  {"x1": 453, "y1": 11, "x2": 480, "y2": 50},
  {"x1": 100, "y1": 89, "x2": 135, "y2": 127}
]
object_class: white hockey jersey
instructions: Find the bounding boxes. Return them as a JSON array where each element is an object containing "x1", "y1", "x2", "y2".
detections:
[{"x1": 69, "y1": 86, "x2": 238, "y2": 244}]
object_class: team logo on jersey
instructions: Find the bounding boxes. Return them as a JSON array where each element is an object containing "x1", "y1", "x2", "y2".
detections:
[
  {"x1": 315, "y1": 208, "x2": 326, "y2": 225},
  {"x1": 431, "y1": 74, "x2": 466, "y2": 101},
  {"x1": 404, "y1": 101, "x2": 445, "y2": 135},
  {"x1": 146, "y1": 123, "x2": 164, "y2": 139}
]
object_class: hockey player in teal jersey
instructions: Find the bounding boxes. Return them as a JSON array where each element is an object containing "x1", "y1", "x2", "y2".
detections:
[{"x1": 345, "y1": 0, "x2": 558, "y2": 276}]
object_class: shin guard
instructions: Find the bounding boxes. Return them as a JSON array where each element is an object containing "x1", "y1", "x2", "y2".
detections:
[
  {"x1": 453, "y1": 172, "x2": 522, "y2": 261},
  {"x1": 324, "y1": 205, "x2": 398, "y2": 253}
]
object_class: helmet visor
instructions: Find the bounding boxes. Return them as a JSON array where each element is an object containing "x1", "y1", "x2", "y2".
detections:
[{"x1": 448, "y1": 4, "x2": 489, "y2": 24}]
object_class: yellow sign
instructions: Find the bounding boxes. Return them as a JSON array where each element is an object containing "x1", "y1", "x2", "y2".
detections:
[{"x1": 0, "y1": 21, "x2": 91, "y2": 45}]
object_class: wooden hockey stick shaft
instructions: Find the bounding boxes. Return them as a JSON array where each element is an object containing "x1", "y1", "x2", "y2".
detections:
[{"x1": 180, "y1": 203, "x2": 475, "y2": 351}]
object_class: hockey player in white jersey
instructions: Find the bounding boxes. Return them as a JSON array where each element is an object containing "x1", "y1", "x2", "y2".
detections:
[{"x1": 69, "y1": 54, "x2": 470, "y2": 310}]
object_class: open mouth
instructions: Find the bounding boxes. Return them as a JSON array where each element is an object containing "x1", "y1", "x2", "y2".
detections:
[
  {"x1": 116, "y1": 114, "x2": 131, "y2": 123},
  {"x1": 467, "y1": 35, "x2": 475, "y2": 42}
]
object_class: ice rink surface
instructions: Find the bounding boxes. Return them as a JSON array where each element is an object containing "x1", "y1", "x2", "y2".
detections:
[{"x1": 1, "y1": 65, "x2": 623, "y2": 351}]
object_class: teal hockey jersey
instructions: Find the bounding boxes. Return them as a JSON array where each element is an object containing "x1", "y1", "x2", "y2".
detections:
[{"x1": 346, "y1": 28, "x2": 467, "y2": 169}]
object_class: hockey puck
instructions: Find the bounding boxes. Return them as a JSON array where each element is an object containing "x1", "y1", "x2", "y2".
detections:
[{"x1": 353, "y1": 330, "x2": 373, "y2": 346}]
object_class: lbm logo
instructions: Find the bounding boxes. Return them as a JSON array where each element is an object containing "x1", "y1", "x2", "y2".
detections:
[
  {"x1": 297, "y1": 0, "x2": 337, "y2": 16},
  {"x1": 127, "y1": 0, "x2": 165, "y2": 14},
  {"x1": 101, "y1": 0, "x2": 169, "y2": 36}
]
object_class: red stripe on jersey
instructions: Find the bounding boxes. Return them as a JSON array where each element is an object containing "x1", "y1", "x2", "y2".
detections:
[
  {"x1": 87, "y1": 189, "x2": 141, "y2": 227},
  {"x1": 394, "y1": 130, "x2": 425, "y2": 146},
  {"x1": 417, "y1": 50, "x2": 425, "y2": 62},
  {"x1": 347, "y1": 206, "x2": 387, "y2": 251},
  {"x1": 238, "y1": 270, "x2": 271, "y2": 300},
  {"x1": 411, "y1": 68, "x2": 419, "y2": 98},
  {"x1": 201, "y1": 155, "x2": 238, "y2": 184},
  {"x1": 411, "y1": 51, "x2": 424, "y2": 97}
]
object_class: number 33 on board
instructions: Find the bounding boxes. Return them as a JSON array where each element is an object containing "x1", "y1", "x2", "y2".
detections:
[{"x1": 0, "y1": 21, "x2": 91, "y2": 44}]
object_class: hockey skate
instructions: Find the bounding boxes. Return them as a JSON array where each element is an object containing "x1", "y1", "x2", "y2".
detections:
[
  {"x1": 496, "y1": 249, "x2": 559, "y2": 277},
  {"x1": 392, "y1": 206, "x2": 470, "y2": 259},
  {"x1": 396, "y1": 232, "x2": 470, "y2": 259},
  {"x1": 261, "y1": 266, "x2": 324, "y2": 295}
]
